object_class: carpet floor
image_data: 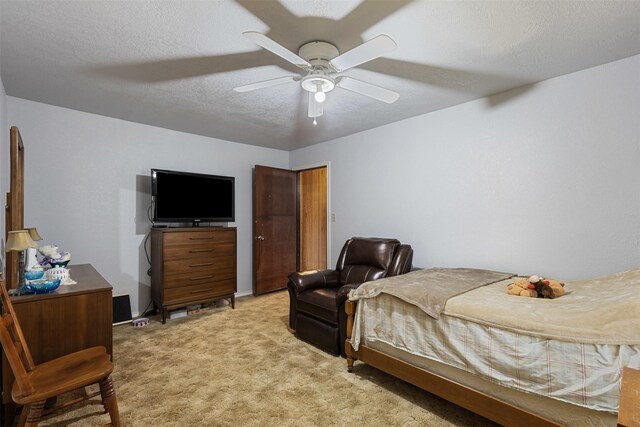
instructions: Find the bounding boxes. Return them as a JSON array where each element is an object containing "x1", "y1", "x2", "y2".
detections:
[{"x1": 38, "y1": 291, "x2": 496, "y2": 426}]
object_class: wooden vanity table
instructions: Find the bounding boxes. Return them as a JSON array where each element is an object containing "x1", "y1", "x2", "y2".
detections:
[{"x1": 1, "y1": 264, "x2": 113, "y2": 427}]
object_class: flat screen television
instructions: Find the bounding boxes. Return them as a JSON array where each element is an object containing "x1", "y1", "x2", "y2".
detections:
[{"x1": 151, "y1": 168, "x2": 235, "y2": 225}]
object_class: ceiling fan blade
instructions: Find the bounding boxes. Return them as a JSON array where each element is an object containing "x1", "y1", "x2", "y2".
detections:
[
  {"x1": 308, "y1": 92, "x2": 324, "y2": 118},
  {"x1": 233, "y1": 76, "x2": 298, "y2": 93},
  {"x1": 336, "y1": 76, "x2": 399, "y2": 104},
  {"x1": 330, "y1": 35, "x2": 397, "y2": 72},
  {"x1": 243, "y1": 31, "x2": 311, "y2": 69}
]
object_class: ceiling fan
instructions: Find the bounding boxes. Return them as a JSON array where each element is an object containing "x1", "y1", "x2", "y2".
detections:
[{"x1": 233, "y1": 31, "x2": 400, "y2": 125}]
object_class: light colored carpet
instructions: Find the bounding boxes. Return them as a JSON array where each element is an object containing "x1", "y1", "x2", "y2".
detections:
[{"x1": 39, "y1": 291, "x2": 496, "y2": 426}]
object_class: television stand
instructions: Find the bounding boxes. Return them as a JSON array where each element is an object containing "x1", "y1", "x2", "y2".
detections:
[{"x1": 150, "y1": 227, "x2": 237, "y2": 323}]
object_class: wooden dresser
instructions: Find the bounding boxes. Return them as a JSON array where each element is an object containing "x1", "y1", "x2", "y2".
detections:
[
  {"x1": 1, "y1": 264, "x2": 113, "y2": 426},
  {"x1": 151, "y1": 227, "x2": 237, "y2": 323}
]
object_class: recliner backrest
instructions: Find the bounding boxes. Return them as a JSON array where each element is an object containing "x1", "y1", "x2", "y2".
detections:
[
  {"x1": 335, "y1": 238, "x2": 401, "y2": 285},
  {"x1": 387, "y1": 244, "x2": 414, "y2": 277}
]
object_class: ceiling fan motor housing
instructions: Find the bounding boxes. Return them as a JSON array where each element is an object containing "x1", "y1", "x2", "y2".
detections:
[
  {"x1": 298, "y1": 41, "x2": 339, "y2": 63},
  {"x1": 299, "y1": 41, "x2": 339, "y2": 94}
]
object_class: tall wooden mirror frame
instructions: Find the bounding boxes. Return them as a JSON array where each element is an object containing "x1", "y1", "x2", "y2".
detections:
[{"x1": 5, "y1": 126, "x2": 25, "y2": 289}]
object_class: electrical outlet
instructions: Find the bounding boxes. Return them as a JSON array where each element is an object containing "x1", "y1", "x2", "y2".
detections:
[{"x1": 331, "y1": 213, "x2": 336, "y2": 222}]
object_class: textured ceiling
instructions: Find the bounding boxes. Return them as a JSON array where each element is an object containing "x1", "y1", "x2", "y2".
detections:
[{"x1": 1, "y1": 0, "x2": 639, "y2": 150}]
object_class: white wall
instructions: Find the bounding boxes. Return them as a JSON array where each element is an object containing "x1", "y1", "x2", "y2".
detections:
[
  {"x1": 291, "y1": 55, "x2": 640, "y2": 281},
  {"x1": 7, "y1": 98, "x2": 289, "y2": 314}
]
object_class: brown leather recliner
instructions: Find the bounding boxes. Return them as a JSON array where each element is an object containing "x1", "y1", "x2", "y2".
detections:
[{"x1": 287, "y1": 237, "x2": 413, "y2": 356}]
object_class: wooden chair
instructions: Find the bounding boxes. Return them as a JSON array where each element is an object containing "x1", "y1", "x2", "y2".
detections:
[{"x1": 0, "y1": 277, "x2": 121, "y2": 426}]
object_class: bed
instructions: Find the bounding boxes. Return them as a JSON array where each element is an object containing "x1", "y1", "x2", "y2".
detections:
[{"x1": 345, "y1": 268, "x2": 640, "y2": 426}]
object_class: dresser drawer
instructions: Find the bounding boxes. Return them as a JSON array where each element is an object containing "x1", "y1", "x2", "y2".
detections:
[
  {"x1": 163, "y1": 254, "x2": 235, "y2": 276},
  {"x1": 164, "y1": 278, "x2": 235, "y2": 303},
  {"x1": 163, "y1": 241, "x2": 235, "y2": 260},
  {"x1": 163, "y1": 261, "x2": 236, "y2": 288},
  {"x1": 163, "y1": 229, "x2": 235, "y2": 247}
]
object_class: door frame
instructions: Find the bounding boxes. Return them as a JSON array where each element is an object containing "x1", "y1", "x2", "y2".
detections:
[{"x1": 292, "y1": 161, "x2": 331, "y2": 268}]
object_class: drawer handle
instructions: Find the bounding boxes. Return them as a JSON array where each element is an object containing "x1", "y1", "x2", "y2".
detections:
[
  {"x1": 191, "y1": 288, "x2": 215, "y2": 294},
  {"x1": 189, "y1": 275, "x2": 214, "y2": 281},
  {"x1": 189, "y1": 249, "x2": 213, "y2": 253},
  {"x1": 190, "y1": 237, "x2": 214, "y2": 240},
  {"x1": 189, "y1": 262, "x2": 214, "y2": 268}
]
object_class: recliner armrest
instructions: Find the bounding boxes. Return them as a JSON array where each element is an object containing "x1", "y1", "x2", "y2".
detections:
[
  {"x1": 336, "y1": 283, "x2": 361, "y2": 307},
  {"x1": 287, "y1": 269, "x2": 340, "y2": 294}
]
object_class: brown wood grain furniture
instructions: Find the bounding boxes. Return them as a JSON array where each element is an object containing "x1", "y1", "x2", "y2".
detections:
[
  {"x1": 618, "y1": 367, "x2": 640, "y2": 427},
  {"x1": 252, "y1": 165, "x2": 329, "y2": 295},
  {"x1": 346, "y1": 299, "x2": 571, "y2": 427},
  {"x1": 344, "y1": 268, "x2": 640, "y2": 427},
  {"x1": 0, "y1": 270, "x2": 120, "y2": 427},
  {"x1": 151, "y1": 226, "x2": 237, "y2": 323},
  {"x1": 253, "y1": 165, "x2": 297, "y2": 295},
  {"x1": 345, "y1": 299, "x2": 636, "y2": 426},
  {"x1": 1, "y1": 264, "x2": 114, "y2": 426}
]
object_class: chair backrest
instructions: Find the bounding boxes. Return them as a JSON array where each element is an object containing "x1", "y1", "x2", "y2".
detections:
[
  {"x1": 388, "y1": 244, "x2": 414, "y2": 277},
  {"x1": 335, "y1": 237, "x2": 412, "y2": 285},
  {"x1": 0, "y1": 276, "x2": 36, "y2": 397}
]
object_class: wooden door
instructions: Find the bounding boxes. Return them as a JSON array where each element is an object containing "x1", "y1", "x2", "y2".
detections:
[
  {"x1": 299, "y1": 167, "x2": 327, "y2": 271},
  {"x1": 253, "y1": 166, "x2": 297, "y2": 295}
]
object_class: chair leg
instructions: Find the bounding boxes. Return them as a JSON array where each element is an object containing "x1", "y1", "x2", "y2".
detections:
[
  {"x1": 4, "y1": 402, "x2": 17, "y2": 427},
  {"x1": 99, "y1": 375, "x2": 121, "y2": 427},
  {"x1": 18, "y1": 400, "x2": 45, "y2": 427}
]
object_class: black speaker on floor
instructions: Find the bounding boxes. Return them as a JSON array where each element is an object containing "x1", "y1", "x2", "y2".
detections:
[{"x1": 113, "y1": 294, "x2": 132, "y2": 325}]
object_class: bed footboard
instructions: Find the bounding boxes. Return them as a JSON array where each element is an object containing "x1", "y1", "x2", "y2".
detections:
[
  {"x1": 344, "y1": 298, "x2": 561, "y2": 426},
  {"x1": 345, "y1": 299, "x2": 358, "y2": 372}
]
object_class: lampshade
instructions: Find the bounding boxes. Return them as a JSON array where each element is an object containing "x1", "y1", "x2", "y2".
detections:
[
  {"x1": 5, "y1": 230, "x2": 38, "y2": 252},
  {"x1": 26, "y1": 227, "x2": 43, "y2": 241}
]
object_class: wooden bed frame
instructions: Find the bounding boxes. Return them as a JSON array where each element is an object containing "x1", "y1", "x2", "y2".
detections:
[{"x1": 345, "y1": 299, "x2": 562, "y2": 427}]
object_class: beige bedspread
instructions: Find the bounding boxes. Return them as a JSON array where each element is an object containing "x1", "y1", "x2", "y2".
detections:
[
  {"x1": 444, "y1": 269, "x2": 640, "y2": 344},
  {"x1": 350, "y1": 268, "x2": 515, "y2": 318}
]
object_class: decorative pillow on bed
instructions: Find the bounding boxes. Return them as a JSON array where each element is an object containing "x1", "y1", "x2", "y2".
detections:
[{"x1": 506, "y1": 275, "x2": 565, "y2": 299}]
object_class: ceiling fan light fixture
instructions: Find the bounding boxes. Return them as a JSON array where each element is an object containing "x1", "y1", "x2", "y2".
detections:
[
  {"x1": 237, "y1": 32, "x2": 400, "y2": 124},
  {"x1": 314, "y1": 83, "x2": 326, "y2": 103},
  {"x1": 301, "y1": 74, "x2": 335, "y2": 94}
]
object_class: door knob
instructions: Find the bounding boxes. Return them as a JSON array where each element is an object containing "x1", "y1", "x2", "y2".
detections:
[{"x1": 256, "y1": 235, "x2": 265, "y2": 241}]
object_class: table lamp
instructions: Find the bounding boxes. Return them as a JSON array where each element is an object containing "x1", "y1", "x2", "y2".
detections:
[
  {"x1": 5, "y1": 229, "x2": 38, "y2": 286},
  {"x1": 25, "y1": 227, "x2": 43, "y2": 271}
]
